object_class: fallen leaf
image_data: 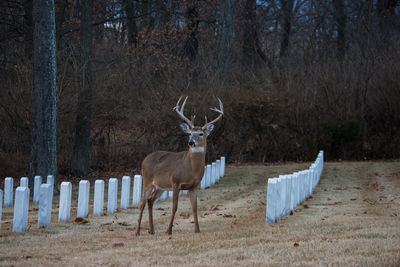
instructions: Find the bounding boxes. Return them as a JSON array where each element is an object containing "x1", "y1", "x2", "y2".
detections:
[
  {"x1": 117, "y1": 222, "x2": 130, "y2": 226},
  {"x1": 350, "y1": 198, "x2": 357, "y2": 201},
  {"x1": 303, "y1": 205, "x2": 309, "y2": 209},
  {"x1": 290, "y1": 211, "x2": 293, "y2": 215},
  {"x1": 161, "y1": 212, "x2": 167, "y2": 216},
  {"x1": 126, "y1": 227, "x2": 136, "y2": 231},
  {"x1": 294, "y1": 242, "x2": 299, "y2": 247},
  {"x1": 180, "y1": 212, "x2": 190, "y2": 219},
  {"x1": 335, "y1": 186, "x2": 347, "y2": 190},
  {"x1": 112, "y1": 243, "x2": 124, "y2": 247},
  {"x1": 327, "y1": 198, "x2": 331, "y2": 200},
  {"x1": 223, "y1": 214, "x2": 235, "y2": 218},
  {"x1": 74, "y1": 218, "x2": 89, "y2": 224},
  {"x1": 108, "y1": 228, "x2": 114, "y2": 231},
  {"x1": 156, "y1": 208, "x2": 165, "y2": 211},
  {"x1": 100, "y1": 222, "x2": 112, "y2": 227}
]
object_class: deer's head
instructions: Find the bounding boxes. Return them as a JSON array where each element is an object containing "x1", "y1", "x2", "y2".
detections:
[{"x1": 174, "y1": 96, "x2": 223, "y2": 152}]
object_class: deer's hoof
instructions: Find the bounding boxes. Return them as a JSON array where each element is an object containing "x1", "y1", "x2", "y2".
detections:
[
  {"x1": 135, "y1": 232, "x2": 140, "y2": 236},
  {"x1": 195, "y1": 229, "x2": 200, "y2": 233},
  {"x1": 148, "y1": 230, "x2": 155, "y2": 235},
  {"x1": 166, "y1": 230, "x2": 172, "y2": 235}
]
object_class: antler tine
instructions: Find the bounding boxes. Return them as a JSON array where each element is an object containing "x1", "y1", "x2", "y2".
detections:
[
  {"x1": 202, "y1": 97, "x2": 224, "y2": 130},
  {"x1": 173, "y1": 96, "x2": 194, "y2": 128}
]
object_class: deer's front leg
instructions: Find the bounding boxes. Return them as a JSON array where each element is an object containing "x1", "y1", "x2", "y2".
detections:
[
  {"x1": 189, "y1": 189, "x2": 200, "y2": 233},
  {"x1": 166, "y1": 185, "x2": 180, "y2": 235}
]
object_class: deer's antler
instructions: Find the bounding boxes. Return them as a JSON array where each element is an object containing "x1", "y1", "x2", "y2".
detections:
[
  {"x1": 173, "y1": 96, "x2": 194, "y2": 128},
  {"x1": 202, "y1": 97, "x2": 223, "y2": 130}
]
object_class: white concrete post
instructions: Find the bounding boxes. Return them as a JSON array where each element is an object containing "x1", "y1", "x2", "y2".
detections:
[
  {"x1": 200, "y1": 166, "x2": 206, "y2": 189},
  {"x1": 276, "y1": 177, "x2": 282, "y2": 220},
  {"x1": 33, "y1": 176, "x2": 42, "y2": 203},
  {"x1": 211, "y1": 162, "x2": 217, "y2": 185},
  {"x1": 107, "y1": 178, "x2": 118, "y2": 214},
  {"x1": 160, "y1": 191, "x2": 168, "y2": 201},
  {"x1": 266, "y1": 178, "x2": 277, "y2": 224},
  {"x1": 93, "y1": 180, "x2": 104, "y2": 216},
  {"x1": 289, "y1": 174, "x2": 295, "y2": 212},
  {"x1": 279, "y1": 175, "x2": 286, "y2": 217},
  {"x1": 206, "y1": 164, "x2": 212, "y2": 187},
  {"x1": 58, "y1": 182, "x2": 72, "y2": 222},
  {"x1": 216, "y1": 160, "x2": 221, "y2": 180},
  {"x1": 77, "y1": 180, "x2": 90, "y2": 218},
  {"x1": 38, "y1": 184, "x2": 52, "y2": 228},
  {"x1": 20, "y1": 177, "x2": 28, "y2": 188},
  {"x1": 4, "y1": 177, "x2": 13, "y2": 207},
  {"x1": 220, "y1": 156, "x2": 225, "y2": 177},
  {"x1": 0, "y1": 189, "x2": 2, "y2": 232},
  {"x1": 168, "y1": 191, "x2": 173, "y2": 199},
  {"x1": 13, "y1": 187, "x2": 29, "y2": 232},
  {"x1": 132, "y1": 175, "x2": 142, "y2": 207},
  {"x1": 47, "y1": 175, "x2": 54, "y2": 195},
  {"x1": 282, "y1": 175, "x2": 290, "y2": 216},
  {"x1": 120, "y1": 176, "x2": 131, "y2": 209}
]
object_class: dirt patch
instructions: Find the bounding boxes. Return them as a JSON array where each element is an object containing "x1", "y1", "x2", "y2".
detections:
[{"x1": 1, "y1": 161, "x2": 400, "y2": 266}]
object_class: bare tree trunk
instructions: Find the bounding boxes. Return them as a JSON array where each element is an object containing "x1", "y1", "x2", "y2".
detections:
[
  {"x1": 70, "y1": 0, "x2": 93, "y2": 177},
  {"x1": 376, "y1": 0, "x2": 397, "y2": 45},
  {"x1": 217, "y1": 0, "x2": 235, "y2": 80},
  {"x1": 55, "y1": 0, "x2": 68, "y2": 52},
  {"x1": 333, "y1": 0, "x2": 346, "y2": 61},
  {"x1": 279, "y1": 0, "x2": 294, "y2": 59},
  {"x1": 30, "y1": 0, "x2": 58, "y2": 194},
  {"x1": 125, "y1": 0, "x2": 138, "y2": 47},
  {"x1": 23, "y1": 0, "x2": 33, "y2": 60},
  {"x1": 183, "y1": 1, "x2": 199, "y2": 63}
]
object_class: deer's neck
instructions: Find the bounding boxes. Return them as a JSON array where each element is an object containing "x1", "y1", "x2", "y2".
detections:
[{"x1": 188, "y1": 146, "x2": 206, "y2": 177}]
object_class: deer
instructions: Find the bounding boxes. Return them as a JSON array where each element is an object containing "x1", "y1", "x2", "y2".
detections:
[{"x1": 136, "y1": 96, "x2": 223, "y2": 236}]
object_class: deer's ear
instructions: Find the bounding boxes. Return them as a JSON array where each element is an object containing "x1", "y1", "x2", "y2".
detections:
[
  {"x1": 205, "y1": 123, "x2": 214, "y2": 135},
  {"x1": 180, "y1": 123, "x2": 192, "y2": 134}
]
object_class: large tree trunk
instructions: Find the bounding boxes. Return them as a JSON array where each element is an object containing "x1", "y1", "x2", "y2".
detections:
[
  {"x1": 23, "y1": 0, "x2": 33, "y2": 60},
  {"x1": 241, "y1": 0, "x2": 266, "y2": 73},
  {"x1": 217, "y1": 0, "x2": 235, "y2": 80},
  {"x1": 30, "y1": 0, "x2": 58, "y2": 194},
  {"x1": 279, "y1": 0, "x2": 294, "y2": 59},
  {"x1": 333, "y1": 0, "x2": 346, "y2": 61},
  {"x1": 125, "y1": 0, "x2": 138, "y2": 47},
  {"x1": 70, "y1": 0, "x2": 93, "y2": 177},
  {"x1": 55, "y1": 0, "x2": 68, "y2": 52},
  {"x1": 376, "y1": 0, "x2": 397, "y2": 45}
]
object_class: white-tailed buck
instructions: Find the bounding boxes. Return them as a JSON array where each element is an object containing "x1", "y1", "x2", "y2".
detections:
[{"x1": 136, "y1": 96, "x2": 224, "y2": 235}]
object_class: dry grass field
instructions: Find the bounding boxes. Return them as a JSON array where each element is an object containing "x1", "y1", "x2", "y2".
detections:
[{"x1": 1, "y1": 161, "x2": 400, "y2": 266}]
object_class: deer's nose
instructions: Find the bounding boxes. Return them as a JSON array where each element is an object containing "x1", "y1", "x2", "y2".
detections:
[{"x1": 188, "y1": 140, "x2": 195, "y2": 147}]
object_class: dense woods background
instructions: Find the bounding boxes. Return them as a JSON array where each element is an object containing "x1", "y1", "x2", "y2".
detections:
[{"x1": 0, "y1": 0, "x2": 399, "y2": 178}]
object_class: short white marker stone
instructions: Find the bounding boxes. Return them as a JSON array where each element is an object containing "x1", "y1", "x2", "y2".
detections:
[
  {"x1": 168, "y1": 191, "x2": 173, "y2": 199},
  {"x1": 38, "y1": 184, "x2": 52, "y2": 228},
  {"x1": 47, "y1": 175, "x2": 55, "y2": 201},
  {"x1": 107, "y1": 178, "x2": 118, "y2": 214},
  {"x1": 276, "y1": 177, "x2": 282, "y2": 220},
  {"x1": 20, "y1": 177, "x2": 28, "y2": 188},
  {"x1": 200, "y1": 166, "x2": 206, "y2": 189},
  {"x1": 58, "y1": 182, "x2": 72, "y2": 222},
  {"x1": 160, "y1": 191, "x2": 168, "y2": 201},
  {"x1": 13, "y1": 187, "x2": 29, "y2": 232},
  {"x1": 284, "y1": 175, "x2": 292, "y2": 215},
  {"x1": 211, "y1": 162, "x2": 217, "y2": 185},
  {"x1": 93, "y1": 180, "x2": 104, "y2": 216},
  {"x1": 0, "y1": 189, "x2": 2, "y2": 232},
  {"x1": 33, "y1": 176, "x2": 42, "y2": 203},
  {"x1": 77, "y1": 180, "x2": 90, "y2": 218},
  {"x1": 206, "y1": 164, "x2": 212, "y2": 187},
  {"x1": 216, "y1": 160, "x2": 221, "y2": 180},
  {"x1": 220, "y1": 156, "x2": 226, "y2": 177},
  {"x1": 266, "y1": 178, "x2": 278, "y2": 224},
  {"x1": 132, "y1": 175, "x2": 142, "y2": 207},
  {"x1": 120, "y1": 176, "x2": 131, "y2": 209},
  {"x1": 4, "y1": 177, "x2": 13, "y2": 207}
]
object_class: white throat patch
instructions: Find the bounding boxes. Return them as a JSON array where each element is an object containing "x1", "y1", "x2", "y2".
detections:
[{"x1": 191, "y1": 147, "x2": 205, "y2": 153}]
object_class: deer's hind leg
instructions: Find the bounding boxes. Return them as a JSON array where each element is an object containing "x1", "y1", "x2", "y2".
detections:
[
  {"x1": 136, "y1": 183, "x2": 153, "y2": 236},
  {"x1": 147, "y1": 187, "x2": 163, "y2": 235},
  {"x1": 166, "y1": 185, "x2": 180, "y2": 235}
]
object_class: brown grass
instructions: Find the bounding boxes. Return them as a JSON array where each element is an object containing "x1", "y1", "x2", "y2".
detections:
[{"x1": 1, "y1": 161, "x2": 400, "y2": 266}]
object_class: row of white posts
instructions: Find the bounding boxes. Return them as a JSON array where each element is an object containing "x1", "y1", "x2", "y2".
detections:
[
  {"x1": 1, "y1": 156, "x2": 226, "y2": 233},
  {"x1": 266, "y1": 151, "x2": 324, "y2": 224}
]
